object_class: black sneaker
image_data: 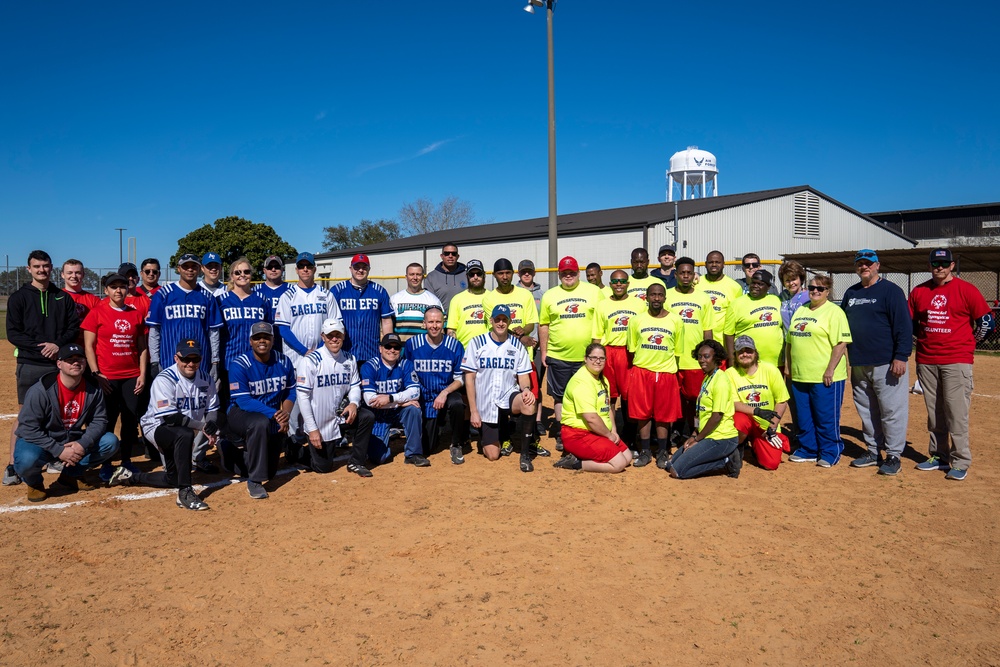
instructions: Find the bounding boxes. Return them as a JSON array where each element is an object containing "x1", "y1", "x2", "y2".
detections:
[
  {"x1": 531, "y1": 443, "x2": 551, "y2": 458},
  {"x1": 176, "y1": 486, "x2": 209, "y2": 511},
  {"x1": 633, "y1": 450, "x2": 653, "y2": 468},
  {"x1": 404, "y1": 455, "x2": 431, "y2": 467},
  {"x1": 194, "y1": 460, "x2": 220, "y2": 475},
  {"x1": 247, "y1": 480, "x2": 269, "y2": 499},
  {"x1": 346, "y1": 462, "x2": 374, "y2": 478},
  {"x1": 553, "y1": 453, "x2": 582, "y2": 470},
  {"x1": 519, "y1": 453, "x2": 534, "y2": 473},
  {"x1": 877, "y1": 455, "x2": 901, "y2": 476},
  {"x1": 108, "y1": 466, "x2": 136, "y2": 487},
  {"x1": 656, "y1": 450, "x2": 672, "y2": 470},
  {"x1": 499, "y1": 441, "x2": 513, "y2": 457},
  {"x1": 726, "y1": 446, "x2": 743, "y2": 478},
  {"x1": 449, "y1": 445, "x2": 465, "y2": 465}
]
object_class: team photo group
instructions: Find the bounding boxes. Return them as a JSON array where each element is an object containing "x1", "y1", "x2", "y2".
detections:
[{"x1": 4, "y1": 240, "x2": 993, "y2": 510}]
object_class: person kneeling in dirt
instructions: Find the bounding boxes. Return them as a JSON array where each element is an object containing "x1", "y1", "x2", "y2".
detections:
[
  {"x1": 13, "y1": 343, "x2": 119, "y2": 503},
  {"x1": 108, "y1": 339, "x2": 220, "y2": 511},
  {"x1": 727, "y1": 335, "x2": 790, "y2": 470}
]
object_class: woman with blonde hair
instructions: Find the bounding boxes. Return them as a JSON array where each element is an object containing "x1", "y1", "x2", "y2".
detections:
[{"x1": 217, "y1": 257, "x2": 272, "y2": 408}]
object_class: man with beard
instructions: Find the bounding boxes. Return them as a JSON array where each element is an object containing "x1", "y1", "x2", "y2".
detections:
[
  {"x1": 726, "y1": 335, "x2": 790, "y2": 470},
  {"x1": 625, "y1": 248, "x2": 661, "y2": 303},
  {"x1": 695, "y1": 250, "x2": 742, "y2": 345},
  {"x1": 724, "y1": 269, "x2": 783, "y2": 367},
  {"x1": 446, "y1": 260, "x2": 489, "y2": 347}
]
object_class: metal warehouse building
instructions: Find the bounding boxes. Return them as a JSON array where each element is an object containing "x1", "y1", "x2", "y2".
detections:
[{"x1": 305, "y1": 185, "x2": 915, "y2": 289}]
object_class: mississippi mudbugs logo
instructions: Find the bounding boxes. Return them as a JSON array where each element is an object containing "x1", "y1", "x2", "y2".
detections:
[
  {"x1": 759, "y1": 312, "x2": 773, "y2": 322},
  {"x1": 746, "y1": 391, "x2": 762, "y2": 403},
  {"x1": 565, "y1": 303, "x2": 580, "y2": 314},
  {"x1": 614, "y1": 315, "x2": 631, "y2": 327},
  {"x1": 680, "y1": 308, "x2": 695, "y2": 319},
  {"x1": 473, "y1": 310, "x2": 484, "y2": 321},
  {"x1": 794, "y1": 322, "x2": 807, "y2": 332},
  {"x1": 647, "y1": 333, "x2": 664, "y2": 345}
]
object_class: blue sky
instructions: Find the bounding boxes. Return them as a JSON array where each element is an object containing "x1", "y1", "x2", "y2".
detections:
[{"x1": 2, "y1": 0, "x2": 997, "y2": 273}]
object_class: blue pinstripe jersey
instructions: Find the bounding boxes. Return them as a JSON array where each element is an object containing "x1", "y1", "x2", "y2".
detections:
[
  {"x1": 403, "y1": 334, "x2": 465, "y2": 418},
  {"x1": 218, "y1": 291, "x2": 272, "y2": 371},
  {"x1": 228, "y1": 350, "x2": 297, "y2": 433},
  {"x1": 253, "y1": 282, "x2": 289, "y2": 347},
  {"x1": 146, "y1": 283, "x2": 223, "y2": 373},
  {"x1": 360, "y1": 356, "x2": 421, "y2": 437},
  {"x1": 331, "y1": 280, "x2": 393, "y2": 364}
]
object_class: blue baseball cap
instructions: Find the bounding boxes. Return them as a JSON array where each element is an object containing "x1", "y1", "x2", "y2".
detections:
[
  {"x1": 202, "y1": 252, "x2": 222, "y2": 266},
  {"x1": 854, "y1": 249, "x2": 879, "y2": 263},
  {"x1": 491, "y1": 304, "x2": 511, "y2": 320},
  {"x1": 175, "y1": 339, "x2": 203, "y2": 356},
  {"x1": 296, "y1": 252, "x2": 316, "y2": 266}
]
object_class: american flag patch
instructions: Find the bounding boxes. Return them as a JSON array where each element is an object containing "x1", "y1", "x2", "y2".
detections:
[
  {"x1": 230, "y1": 382, "x2": 240, "y2": 391},
  {"x1": 156, "y1": 399, "x2": 169, "y2": 408},
  {"x1": 297, "y1": 375, "x2": 306, "y2": 384}
]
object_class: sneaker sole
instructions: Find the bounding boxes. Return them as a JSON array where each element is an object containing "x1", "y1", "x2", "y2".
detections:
[
  {"x1": 788, "y1": 457, "x2": 817, "y2": 463},
  {"x1": 877, "y1": 469, "x2": 900, "y2": 476},
  {"x1": 176, "y1": 498, "x2": 210, "y2": 511},
  {"x1": 850, "y1": 460, "x2": 879, "y2": 468}
]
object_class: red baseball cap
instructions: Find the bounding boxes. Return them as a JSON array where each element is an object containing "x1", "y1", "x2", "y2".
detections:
[
  {"x1": 350, "y1": 253, "x2": 370, "y2": 267},
  {"x1": 558, "y1": 256, "x2": 579, "y2": 273}
]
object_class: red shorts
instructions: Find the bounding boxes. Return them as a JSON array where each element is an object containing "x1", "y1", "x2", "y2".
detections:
[
  {"x1": 604, "y1": 345, "x2": 630, "y2": 401},
  {"x1": 733, "y1": 412, "x2": 790, "y2": 471},
  {"x1": 529, "y1": 367, "x2": 540, "y2": 400},
  {"x1": 627, "y1": 366, "x2": 683, "y2": 423},
  {"x1": 677, "y1": 368, "x2": 704, "y2": 401},
  {"x1": 561, "y1": 425, "x2": 628, "y2": 463}
]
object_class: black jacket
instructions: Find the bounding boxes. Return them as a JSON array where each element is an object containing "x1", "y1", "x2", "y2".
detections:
[
  {"x1": 15, "y1": 371, "x2": 108, "y2": 457},
  {"x1": 5, "y1": 283, "x2": 80, "y2": 367}
]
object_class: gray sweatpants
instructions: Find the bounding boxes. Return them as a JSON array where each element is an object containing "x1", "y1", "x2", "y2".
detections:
[
  {"x1": 850, "y1": 363, "x2": 910, "y2": 458},
  {"x1": 916, "y1": 363, "x2": 974, "y2": 470}
]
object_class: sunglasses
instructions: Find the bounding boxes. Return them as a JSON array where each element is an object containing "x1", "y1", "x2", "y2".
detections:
[
  {"x1": 807, "y1": 285, "x2": 829, "y2": 292},
  {"x1": 930, "y1": 261, "x2": 951, "y2": 268},
  {"x1": 142, "y1": 269, "x2": 160, "y2": 275},
  {"x1": 352, "y1": 264, "x2": 370, "y2": 270},
  {"x1": 232, "y1": 270, "x2": 252, "y2": 277},
  {"x1": 178, "y1": 356, "x2": 202, "y2": 364},
  {"x1": 609, "y1": 278, "x2": 628, "y2": 285},
  {"x1": 265, "y1": 264, "x2": 282, "y2": 271},
  {"x1": 743, "y1": 262, "x2": 761, "y2": 269},
  {"x1": 297, "y1": 263, "x2": 315, "y2": 269},
  {"x1": 442, "y1": 251, "x2": 458, "y2": 257},
  {"x1": 383, "y1": 345, "x2": 402, "y2": 351},
  {"x1": 467, "y1": 271, "x2": 484, "y2": 278}
]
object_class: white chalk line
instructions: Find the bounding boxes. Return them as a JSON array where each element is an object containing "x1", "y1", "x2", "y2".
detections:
[
  {"x1": 0, "y1": 464, "x2": 313, "y2": 515},
  {"x1": 0, "y1": 414, "x2": 18, "y2": 420},
  {"x1": 973, "y1": 393, "x2": 999, "y2": 399}
]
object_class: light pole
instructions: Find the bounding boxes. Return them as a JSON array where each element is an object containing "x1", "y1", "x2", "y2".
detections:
[
  {"x1": 524, "y1": 0, "x2": 558, "y2": 287},
  {"x1": 115, "y1": 227, "x2": 127, "y2": 264}
]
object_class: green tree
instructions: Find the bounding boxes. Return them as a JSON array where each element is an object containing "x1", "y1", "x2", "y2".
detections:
[
  {"x1": 171, "y1": 216, "x2": 297, "y2": 274},
  {"x1": 322, "y1": 219, "x2": 403, "y2": 251}
]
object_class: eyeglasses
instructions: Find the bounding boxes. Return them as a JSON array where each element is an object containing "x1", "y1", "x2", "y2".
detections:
[
  {"x1": 609, "y1": 278, "x2": 628, "y2": 285},
  {"x1": 585, "y1": 356, "x2": 607, "y2": 363},
  {"x1": 441, "y1": 251, "x2": 458, "y2": 257},
  {"x1": 930, "y1": 261, "x2": 951, "y2": 268},
  {"x1": 743, "y1": 262, "x2": 761, "y2": 269},
  {"x1": 142, "y1": 269, "x2": 160, "y2": 275},
  {"x1": 807, "y1": 285, "x2": 829, "y2": 292},
  {"x1": 232, "y1": 270, "x2": 252, "y2": 277},
  {"x1": 178, "y1": 356, "x2": 202, "y2": 364}
]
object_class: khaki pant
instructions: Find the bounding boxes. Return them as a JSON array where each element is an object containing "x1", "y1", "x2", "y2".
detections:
[{"x1": 916, "y1": 363, "x2": 974, "y2": 470}]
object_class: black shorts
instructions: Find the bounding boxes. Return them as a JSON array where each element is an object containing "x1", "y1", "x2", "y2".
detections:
[
  {"x1": 16, "y1": 363, "x2": 54, "y2": 404},
  {"x1": 480, "y1": 393, "x2": 519, "y2": 446},
  {"x1": 545, "y1": 358, "x2": 583, "y2": 401}
]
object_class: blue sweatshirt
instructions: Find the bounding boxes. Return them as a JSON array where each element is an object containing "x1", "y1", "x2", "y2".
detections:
[{"x1": 841, "y1": 278, "x2": 913, "y2": 366}]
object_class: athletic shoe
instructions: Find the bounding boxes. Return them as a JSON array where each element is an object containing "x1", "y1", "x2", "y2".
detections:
[
  {"x1": 555, "y1": 435, "x2": 564, "y2": 452},
  {"x1": 2, "y1": 465, "x2": 22, "y2": 486},
  {"x1": 499, "y1": 441, "x2": 513, "y2": 457},
  {"x1": 519, "y1": 453, "x2": 534, "y2": 473},
  {"x1": 54, "y1": 474, "x2": 97, "y2": 492},
  {"x1": 789, "y1": 453, "x2": 818, "y2": 463},
  {"x1": 108, "y1": 466, "x2": 136, "y2": 487},
  {"x1": 247, "y1": 481, "x2": 269, "y2": 499},
  {"x1": 850, "y1": 451, "x2": 879, "y2": 468},
  {"x1": 27, "y1": 486, "x2": 47, "y2": 502},
  {"x1": 388, "y1": 427, "x2": 404, "y2": 440},
  {"x1": 553, "y1": 453, "x2": 582, "y2": 470},
  {"x1": 404, "y1": 455, "x2": 431, "y2": 467},
  {"x1": 176, "y1": 486, "x2": 209, "y2": 511},
  {"x1": 449, "y1": 445, "x2": 465, "y2": 465},
  {"x1": 916, "y1": 456, "x2": 949, "y2": 472},
  {"x1": 346, "y1": 462, "x2": 373, "y2": 478},
  {"x1": 877, "y1": 456, "x2": 901, "y2": 476},
  {"x1": 633, "y1": 450, "x2": 652, "y2": 468},
  {"x1": 531, "y1": 443, "x2": 551, "y2": 458},
  {"x1": 725, "y1": 447, "x2": 742, "y2": 478},
  {"x1": 45, "y1": 460, "x2": 65, "y2": 474},
  {"x1": 910, "y1": 381, "x2": 923, "y2": 395},
  {"x1": 655, "y1": 450, "x2": 672, "y2": 470},
  {"x1": 945, "y1": 468, "x2": 968, "y2": 481},
  {"x1": 816, "y1": 459, "x2": 833, "y2": 469},
  {"x1": 194, "y1": 460, "x2": 220, "y2": 475}
]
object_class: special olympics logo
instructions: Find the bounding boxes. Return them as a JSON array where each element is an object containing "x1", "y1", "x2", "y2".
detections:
[
  {"x1": 759, "y1": 312, "x2": 773, "y2": 322},
  {"x1": 930, "y1": 295, "x2": 947, "y2": 310},
  {"x1": 747, "y1": 391, "x2": 761, "y2": 402},
  {"x1": 847, "y1": 298, "x2": 856, "y2": 307},
  {"x1": 64, "y1": 400, "x2": 81, "y2": 423},
  {"x1": 114, "y1": 319, "x2": 131, "y2": 333},
  {"x1": 794, "y1": 322, "x2": 807, "y2": 332},
  {"x1": 647, "y1": 333, "x2": 664, "y2": 345},
  {"x1": 680, "y1": 308, "x2": 695, "y2": 318},
  {"x1": 565, "y1": 303, "x2": 580, "y2": 313}
]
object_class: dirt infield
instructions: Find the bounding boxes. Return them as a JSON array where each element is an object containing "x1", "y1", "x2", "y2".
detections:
[{"x1": 1, "y1": 354, "x2": 998, "y2": 666}]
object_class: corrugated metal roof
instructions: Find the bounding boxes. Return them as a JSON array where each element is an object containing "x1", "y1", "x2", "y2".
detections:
[
  {"x1": 782, "y1": 245, "x2": 1000, "y2": 275},
  {"x1": 318, "y1": 185, "x2": 914, "y2": 259}
]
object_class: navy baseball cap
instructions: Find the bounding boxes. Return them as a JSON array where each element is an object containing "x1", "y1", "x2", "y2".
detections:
[
  {"x1": 855, "y1": 249, "x2": 879, "y2": 263},
  {"x1": 930, "y1": 248, "x2": 953, "y2": 263},
  {"x1": 118, "y1": 262, "x2": 138, "y2": 276},
  {"x1": 658, "y1": 245, "x2": 676, "y2": 256},
  {"x1": 178, "y1": 253, "x2": 201, "y2": 266},
  {"x1": 58, "y1": 343, "x2": 85, "y2": 360},
  {"x1": 175, "y1": 339, "x2": 203, "y2": 356},
  {"x1": 296, "y1": 252, "x2": 316, "y2": 266},
  {"x1": 250, "y1": 322, "x2": 274, "y2": 338},
  {"x1": 202, "y1": 252, "x2": 222, "y2": 266},
  {"x1": 466, "y1": 259, "x2": 485, "y2": 275},
  {"x1": 491, "y1": 304, "x2": 511, "y2": 320}
]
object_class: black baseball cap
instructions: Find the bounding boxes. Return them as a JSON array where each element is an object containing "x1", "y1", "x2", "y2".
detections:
[
  {"x1": 751, "y1": 269, "x2": 774, "y2": 285},
  {"x1": 118, "y1": 262, "x2": 138, "y2": 276},
  {"x1": 380, "y1": 333, "x2": 403, "y2": 348},
  {"x1": 466, "y1": 259, "x2": 485, "y2": 275},
  {"x1": 658, "y1": 245, "x2": 676, "y2": 256},
  {"x1": 58, "y1": 343, "x2": 85, "y2": 360},
  {"x1": 930, "y1": 248, "x2": 953, "y2": 263},
  {"x1": 176, "y1": 339, "x2": 203, "y2": 356}
]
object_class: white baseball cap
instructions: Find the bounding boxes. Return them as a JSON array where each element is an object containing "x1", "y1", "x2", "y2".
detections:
[{"x1": 321, "y1": 318, "x2": 345, "y2": 335}]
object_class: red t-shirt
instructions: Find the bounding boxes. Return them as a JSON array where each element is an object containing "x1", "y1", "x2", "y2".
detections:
[
  {"x1": 57, "y1": 375, "x2": 87, "y2": 430},
  {"x1": 124, "y1": 295, "x2": 151, "y2": 335},
  {"x1": 81, "y1": 301, "x2": 146, "y2": 379},
  {"x1": 908, "y1": 276, "x2": 990, "y2": 365},
  {"x1": 66, "y1": 290, "x2": 101, "y2": 344}
]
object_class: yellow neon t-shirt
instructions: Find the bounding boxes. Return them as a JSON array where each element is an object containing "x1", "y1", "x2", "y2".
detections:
[
  {"x1": 483, "y1": 287, "x2": 538, "y2": 359},
  {"x1": 697, "y1": 369, "x2": 738, "y2": 440},
  {"x1": 626, "y1": 275, "x2": 662, "y2": 303},
  {"x1": 725, "y1": 362, "x2": 789, "y2": 429},
  {"x1": 786, "y1": 300, "x2": 852, "y2": 383},
  {"x1": 446, "y1": 290, "x2": 488, "y2": 347},
  {"x1": 539, "y1": 281, "x2": 605, "y2": 362},
  {"x1": 695, "y1": 274, "x2": 743, "y2": 336},
  {"x1": 626, "y1": 309, "x2": 683, "y2": 373},
  {"x1": 561, "y1": 365, "x2": 612, "y2": 432},
  {"x1": 664, "y1": 287, "x2": 714, "y2": 370},
  {"x1": 724, "y1": 294, "x2": 784, "y2": 367},
  {"x1": 592, "y1": 296, "x2": 644, "y2": 347}
]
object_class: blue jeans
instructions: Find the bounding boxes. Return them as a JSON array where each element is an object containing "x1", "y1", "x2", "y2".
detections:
[
  {"x1": 790, "y1": 380, "x2": 845, "y2": 465},
  {"x1": 669, "y1": 436, "x2": 738, "y2": 479},
  {"x1": 14, "y1": 433, "x2": 120, "y2": 488},
  {"x1": 369, "y1": 405, "x2": 424, "y2": 464}
]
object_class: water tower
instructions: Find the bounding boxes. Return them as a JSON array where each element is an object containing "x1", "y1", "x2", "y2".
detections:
[{"x1": 666, "y1": 146, "x2": 718, "y2": 202}]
